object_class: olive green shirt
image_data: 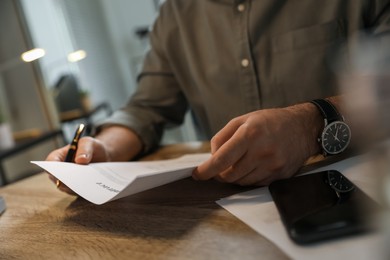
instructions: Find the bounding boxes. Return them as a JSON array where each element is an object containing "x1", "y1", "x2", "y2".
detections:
[{"x1": 101, "y1": 0, "x2": 390, "y2": 153}]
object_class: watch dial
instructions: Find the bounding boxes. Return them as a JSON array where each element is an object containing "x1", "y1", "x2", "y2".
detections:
[
  {"x1": 322, "y1": 121, "x2": 351, "y2": 155},
  {"x1": 327, "y1": 170, "x2": 355, "y2": 193}
]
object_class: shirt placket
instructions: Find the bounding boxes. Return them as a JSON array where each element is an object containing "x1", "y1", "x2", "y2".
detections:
[{"x1": 236, "y1": 0, "x2": 261, "y2": 112}]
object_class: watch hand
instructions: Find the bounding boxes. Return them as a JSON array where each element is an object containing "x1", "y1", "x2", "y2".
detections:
[
  {"x1": 334, "y1": 128, "x2": 340, "y2": 141},
  {"x1": 331, "y1": 132, "x2": 340, "y2": 141}
]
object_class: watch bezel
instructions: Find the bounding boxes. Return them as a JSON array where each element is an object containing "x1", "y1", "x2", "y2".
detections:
[{"x1": 327, "y1": 170, "x2": 355, "y2": 193}]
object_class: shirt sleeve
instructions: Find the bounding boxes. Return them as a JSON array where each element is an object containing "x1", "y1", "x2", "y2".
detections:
[{"x1": 96, "y1": 2, "x2": 188, "y2": 154}]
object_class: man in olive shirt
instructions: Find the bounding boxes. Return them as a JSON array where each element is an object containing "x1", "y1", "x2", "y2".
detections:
[{"x1": 47, "y1": 0, "x2": 390, "y2": 192}]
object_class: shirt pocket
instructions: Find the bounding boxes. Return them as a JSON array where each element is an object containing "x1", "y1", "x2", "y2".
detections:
[
  {"x1": 271, "y1": 19, "x2": 345, "y2": 53},
  {"x1": 262, "y1": 20, "x2": 347, "y2": 107}
]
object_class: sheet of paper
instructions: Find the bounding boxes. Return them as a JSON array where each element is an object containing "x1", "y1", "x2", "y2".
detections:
[
  {"x1": 217, "y1": 156, "x2": 386, "y2": 260},
  {"x1": 32, "y1": 153, "x2": 210, "y2": 205}
]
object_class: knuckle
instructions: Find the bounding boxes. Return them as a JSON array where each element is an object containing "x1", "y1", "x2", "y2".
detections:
[
  {"x1": 229, "y1": 116, "x2": 241, "y2": 125},
  {"x1": 266, "y1": 155, "x2": 288, "y2": 177},
  {"x1": 219, "y1": 172, "x2": 235, "y2": 183},
  {"x1": 240, "y1": 122, "x2": 261, "y2": 140},
  {"x1": 212, "y1": 155, "x2": 230, "y2": 172},
  {"x1": 270, "y1": 158, "x2": 285, "y2": 173},
  {"x1": 210, "y1": 135, "x2": 220, "y2": 147},
  {"x1": 231, "y1": 163, "x2": 246, "y2": 177}
]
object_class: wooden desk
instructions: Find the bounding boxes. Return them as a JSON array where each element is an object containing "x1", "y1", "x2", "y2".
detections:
[{"x1": 0, "y1": 142, "x2": 288, "y2": 259}]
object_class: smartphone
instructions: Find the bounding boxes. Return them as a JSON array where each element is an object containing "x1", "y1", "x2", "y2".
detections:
[{"x1": 269, "y1": 170, "x2": 381, "y2": 244}]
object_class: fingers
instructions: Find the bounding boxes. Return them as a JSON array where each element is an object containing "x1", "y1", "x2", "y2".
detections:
[
  {"x1": 210, "y1": 116, "x2": 244, "y2": 154},
  {"x1": 73, "y1": 137, "x2": 94, "y2": 164},
  {"x1": 45, "y1": 145, "x2": 70, "y2": 162},
  {"x1": 56, "y1": 180, "x2": 77, "y2": 195},
  {"x1": 211, "y1": 154, "x2": 284, "y2": 186},
  {"x1": 47, "y1": 173, "x2": 77, "y2": 195},
  {"x1": 193, "y1": 126, "x2": 248, "y2": 180},
  {"x1": 46, "y1": 148, "x2": 74, "y2": 194},
  {"x1": 216, "y1": 168, "x2": 262, "y2": 186},
  {"x1": 45, "y1": 136, "x2": 102, "y2": 195},
  {"x1": 193, "y1": 109, "x2": 301, "y2": 186},
  {"x1": 216, "y1": 152, "x2": 258, "y2": 183},
  {"x1": 46, "y1": 137, "x2": 103, "y2": 164},
  {"x1": 232, "y1": 168, "x2": 280, "y2": 187}
]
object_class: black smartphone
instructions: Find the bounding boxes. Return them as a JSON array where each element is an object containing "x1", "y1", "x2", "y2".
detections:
[{"x1": 269, "y1": 170, "x2": 381, "y2": 244}]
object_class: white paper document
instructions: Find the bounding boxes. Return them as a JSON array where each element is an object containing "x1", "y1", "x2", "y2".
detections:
[
  {"x1": 32, "y1": 153, "x2": 210, "y2": 205},
  {"x1": 217, "y1": 156, "x2": 386, "y2": 260}
]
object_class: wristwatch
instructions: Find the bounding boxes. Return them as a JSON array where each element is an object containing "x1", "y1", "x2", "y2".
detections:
[
  {"x1": 326, "y1": 170, "x2": 355, "y2": 203},
  {"x1": 311, "y1": 99, "x2": 351, "y2": 156}
]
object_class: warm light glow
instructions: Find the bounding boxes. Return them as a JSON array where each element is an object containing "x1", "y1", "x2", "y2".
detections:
[
  {"x1": 67, "y1": 50, "x2": 87, "y2": 62},
  {"x1": 21, "y1": 48, "x2": 46, "y2": 62}
]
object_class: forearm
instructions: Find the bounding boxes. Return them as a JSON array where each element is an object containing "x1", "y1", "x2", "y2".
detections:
[{"x1": 95, "y1": 125, "x2": 143, "y2": 161}]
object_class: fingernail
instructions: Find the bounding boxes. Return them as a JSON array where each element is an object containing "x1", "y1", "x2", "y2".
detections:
[{"x1": 77, "y1": 153, "x2": 89, "y2": 160}]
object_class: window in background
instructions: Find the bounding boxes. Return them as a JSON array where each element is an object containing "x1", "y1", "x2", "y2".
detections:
[{"x1": 20, "y1": 0, "x2": 198, "y2": 144}]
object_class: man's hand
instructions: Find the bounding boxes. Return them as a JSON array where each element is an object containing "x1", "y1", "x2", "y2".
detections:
[
  {"x1": 193, "y1": 103, "x2": 321, "y2": 186},
  {"x1": 45, "y1": 137, "x2": 114, "y2": 194},
  {"x1": 46, "y1": 126, "x2": 143, "y2": 194}
]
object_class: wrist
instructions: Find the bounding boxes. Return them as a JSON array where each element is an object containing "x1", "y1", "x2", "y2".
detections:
[
  {"x1": 306, "y1": 102, "x2": 324, "y2": 156},
  {"x1": 95, "y1": 125, "x2": 143, "y2": 161},
  {"x1": 310, "y1": 98, "x2": 352, "y2": 156},
  {"x1": 287, "y1": 102, "x2": 323, "y2": 157}
]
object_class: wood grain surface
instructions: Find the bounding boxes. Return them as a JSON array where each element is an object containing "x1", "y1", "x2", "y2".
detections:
[{"x1": 0, "y1": 142, "x2": 288, "y2": 259}]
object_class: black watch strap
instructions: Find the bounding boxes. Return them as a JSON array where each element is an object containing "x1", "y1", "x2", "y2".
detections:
[{"x1": 310, "y1": 99, "x2": 342, "y2": 123}]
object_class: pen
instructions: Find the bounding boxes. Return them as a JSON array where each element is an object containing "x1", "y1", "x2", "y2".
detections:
[{"x1": 65, "y1": 124, "x2": 86, "y2": 162}]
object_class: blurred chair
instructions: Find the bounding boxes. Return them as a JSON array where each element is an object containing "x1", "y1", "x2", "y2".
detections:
[
  {"x1": 54, "y1": 74, "x2": 84, "y2": 114},
  {"x1": 53, "y1": 74, "x2": 112, "y2": 138},
  {"x1": 0, "y1": 128, "x2": 65, "y2": 186}
]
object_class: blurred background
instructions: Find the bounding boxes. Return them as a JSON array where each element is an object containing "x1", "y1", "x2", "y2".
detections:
[
  {"x1": 340, "y1": 33, "x2": 390, "y2": 259},
  {"x1": 0, "y1": 0, "x2": 197, "y2": 185}
]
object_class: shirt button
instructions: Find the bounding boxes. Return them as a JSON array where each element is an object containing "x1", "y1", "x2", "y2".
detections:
[
  {"x1": 241, "y1": 59, "x2": 249, "y2": 67},
  {"x1": 237, "y1": 4, "x2": 245, "y2": 12}
]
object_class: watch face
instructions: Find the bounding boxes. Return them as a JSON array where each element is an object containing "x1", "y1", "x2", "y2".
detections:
[
  {"x1": 321, "y1": 121, "x2": 351, "y2": 155},
  {"x1": 327, "y1": 170, "x2": 355, "y2": 193}
]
